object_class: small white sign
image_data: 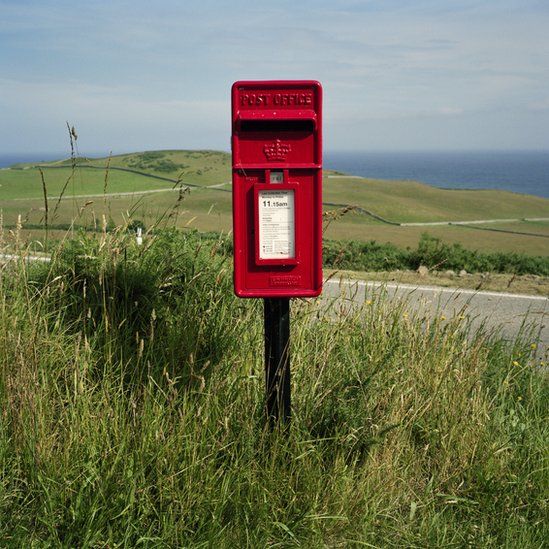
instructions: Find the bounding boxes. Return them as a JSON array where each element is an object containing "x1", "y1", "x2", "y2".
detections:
[
  {"x1": 258, "y1": 190, "x2": 295, "y2": 260},
  {"x1": 270, "y1": 171, "x2": 284, "y2": 184}
]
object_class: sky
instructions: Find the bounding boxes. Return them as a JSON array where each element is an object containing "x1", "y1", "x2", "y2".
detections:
[{"x1": 1, "y1": 0, "x2": 548, "y2": 154}]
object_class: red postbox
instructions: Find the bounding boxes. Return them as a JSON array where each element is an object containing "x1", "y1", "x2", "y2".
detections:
[{"x1": 231, "y1": 80, "x2": 323, "y2": 298}]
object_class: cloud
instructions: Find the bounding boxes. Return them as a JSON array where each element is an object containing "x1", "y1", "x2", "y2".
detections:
[
  {"x1": 529, "y1": 99, "x2": 549, "y2": 111},
  {"x1": 0, "y1": 0, "x2": 548, "y2": 151}
]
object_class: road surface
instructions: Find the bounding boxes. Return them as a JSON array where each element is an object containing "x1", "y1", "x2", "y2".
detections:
[{"x1": 323, "y1": 278, "x2": 549, "y2": 361}]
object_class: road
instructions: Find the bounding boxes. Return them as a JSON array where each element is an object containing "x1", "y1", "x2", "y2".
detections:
[
  {"x1": 323, "y1": 278, "x2": 549, "y2": 361},
  {"x1": 8, "y1": 186, "x2": 188, "y2": 201}
]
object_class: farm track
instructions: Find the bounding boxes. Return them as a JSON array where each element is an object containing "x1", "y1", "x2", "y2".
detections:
[{"x1": 8, "y1": 187, "x2": 188, "y2": 201}]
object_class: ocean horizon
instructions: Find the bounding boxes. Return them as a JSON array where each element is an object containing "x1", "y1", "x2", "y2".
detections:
[
  {"x1": 1, "y1": 150, "x2": 548, "y2": 199},
  {"x1": 325, "y1": 150, "x2": 549, "y2": 199}
]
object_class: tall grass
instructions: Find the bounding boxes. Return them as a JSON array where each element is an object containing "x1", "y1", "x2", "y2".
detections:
[{"x1": 0, "y1": 228, "x2": 547, "y2": 546}]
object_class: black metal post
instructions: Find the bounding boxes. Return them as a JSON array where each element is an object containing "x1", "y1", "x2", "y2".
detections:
[{"x1": 264, "y1": 298, "x2": 291, "y2": 426}]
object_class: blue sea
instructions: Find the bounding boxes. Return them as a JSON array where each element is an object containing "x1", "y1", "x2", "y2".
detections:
[
  {"x1": 0, "y1": 153, "x2": 67, "y2": 168},
  {"x1": 325, "y1": 150, "x2": 549, "y2": 199},
  {"x1": 1, "y1": 150, "x2": 548, "y2": 199}
]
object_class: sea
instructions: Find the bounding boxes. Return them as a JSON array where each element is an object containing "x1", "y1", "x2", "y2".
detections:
[
  {"x1": 0, "y1": 153, "x2": 69, "y2": 167},
  {"x1": 1, "y1": 150, "x2": 548, "y2": 199},
  {"x1": 325, "y1": 150, "x2": 549, "y2": 199}
]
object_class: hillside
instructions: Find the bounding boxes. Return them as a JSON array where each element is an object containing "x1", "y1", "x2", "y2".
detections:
[
  {"x1": 11, "y1": 149, "x2": 231, "y2": 186},
  {"x1": 1, "y1": 150, "x2": 548, "y2": 255}
]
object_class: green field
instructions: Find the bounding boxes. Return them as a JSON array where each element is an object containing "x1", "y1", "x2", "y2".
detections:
[
  {"x1": 1, "y1": 150, "x2": 548, "y2": 255},
  {"x1": 324, "y1": 175, "x2": 549, "y2": 222}
]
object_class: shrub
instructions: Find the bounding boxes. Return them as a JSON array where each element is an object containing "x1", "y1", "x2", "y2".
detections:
[{"x1": 323, "y1": 233, "x2": 549, "y2": 275}]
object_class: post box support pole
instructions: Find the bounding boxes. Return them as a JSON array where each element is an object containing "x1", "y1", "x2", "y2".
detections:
[{"x1": 264, "y1": 298, "x2": 291, "y2": 426}]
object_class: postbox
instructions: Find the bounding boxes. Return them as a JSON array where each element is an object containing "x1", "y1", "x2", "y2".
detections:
[{"x1": 231, "y1": 80, "x2": 323, "y2": 298}]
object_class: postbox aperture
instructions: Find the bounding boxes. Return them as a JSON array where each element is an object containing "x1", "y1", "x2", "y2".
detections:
[{"x1": 231, "y1": 80, "x2": 322, "y2": 298}]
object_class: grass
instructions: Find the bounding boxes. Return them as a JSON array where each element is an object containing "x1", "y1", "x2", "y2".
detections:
[
  {"x1": 0, "y1": 227, "x2": 547, "y2": 546},
  {"x1": 0, "y1": 167, "x2": 179, "y2": 200},
  {"x1": 8, "y1": 149, "x2": 231, "y2": 187},
  {"x1": 328, "y1": 269, "x2": 549, "y2": 296},
  {"x1": 2, "y1": 184, "x2": 548, "y2": 256},
  {"x1": 461, "y1": 220, "x2": 549, "y2": 236},
  {"x1": 2, "y1": 150, "x2": 548, "y2": 257},
  {"x1": 324, "y1": 176, "x2": 549, "y2": 222},
  {"x1": 323, "y1": 218, "x2": 549, "y2": 256}
]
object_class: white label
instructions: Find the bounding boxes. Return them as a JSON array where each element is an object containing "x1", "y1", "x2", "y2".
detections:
[
  {"x1": 258, "y1": 190, "x2": 295, "y2": 259},
  {"x1": 270, "y1": 171, "x2": 284, "y2": 184}
]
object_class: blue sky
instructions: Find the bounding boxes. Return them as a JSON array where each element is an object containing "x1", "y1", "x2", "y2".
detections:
[{"x1": 1, "y1": 0, "x2": 548, "y2": 154}]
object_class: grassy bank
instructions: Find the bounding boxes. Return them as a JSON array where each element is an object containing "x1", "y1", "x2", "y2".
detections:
[
  {"x1": 329, "y1": 268, "x2": 549, "y2": 296},
  {"x1": 0, "y1": 229, "x2": 547, "y2": 546}
]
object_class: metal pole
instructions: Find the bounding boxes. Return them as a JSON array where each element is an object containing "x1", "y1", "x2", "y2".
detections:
[{"x1": 264, "y1": 298, "x2": 291, "y2": 426}]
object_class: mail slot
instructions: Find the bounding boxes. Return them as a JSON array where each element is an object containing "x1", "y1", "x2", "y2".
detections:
[{"x1": 231, "y1": 80, "x2": 323, "y2": 297}]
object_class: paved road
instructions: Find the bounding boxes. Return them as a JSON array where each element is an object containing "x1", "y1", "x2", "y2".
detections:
[{"x1": 323, "y1": 278, "x2": 549, "y2": 361}]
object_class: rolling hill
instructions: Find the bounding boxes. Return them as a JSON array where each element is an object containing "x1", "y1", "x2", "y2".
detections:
[{"x1": 1, "y1": 150, "x2": 548, "y2": 255}]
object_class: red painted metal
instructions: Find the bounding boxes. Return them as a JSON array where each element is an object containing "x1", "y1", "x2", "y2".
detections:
[{"x1": 232, "y1": 80, "x2": 323, "y2": 298}]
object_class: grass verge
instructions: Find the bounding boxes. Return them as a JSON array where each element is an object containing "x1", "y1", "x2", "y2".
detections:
[
  {"x1": 327, "y1": 268, "x2": 549, "y2": 297},
  {"x1": 0, "y1": 228, "x2": 547, "y2": 546}
]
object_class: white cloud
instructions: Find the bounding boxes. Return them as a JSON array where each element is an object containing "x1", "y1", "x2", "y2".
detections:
[{"x1": 0, "y1": 1, "x2": 548, "y2": 150}]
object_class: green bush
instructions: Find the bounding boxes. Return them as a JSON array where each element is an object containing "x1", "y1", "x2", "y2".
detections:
[
  {"x1": 127, "y1": 152, "x2": 187, "y2": 173},
  {"x1": 323, "y1": 239, "x2": 408, "y2": 271},
  {"x1": 324, "y1": 233, "x2": 549, "y2": 275}
]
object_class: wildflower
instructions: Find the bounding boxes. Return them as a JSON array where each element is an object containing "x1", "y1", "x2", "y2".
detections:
[
  {"x1": 440, "y1": 315, "x2": 446, "y2": 321},
  {"x1": 403, "y1": 312, "x2": 409, "y2": 319},
  {"x1": 512, "y1": 360, "x2": 520, "y2": 367},
  {"x1": 366, "y1": 300, "x2": 372, "y2": 306},
  {"x1": 517, "y1": 396, "x2": 523, "y2": 402},
  {"x1": 530, "y1": 343, "x2": 537, "y2": 350}
]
